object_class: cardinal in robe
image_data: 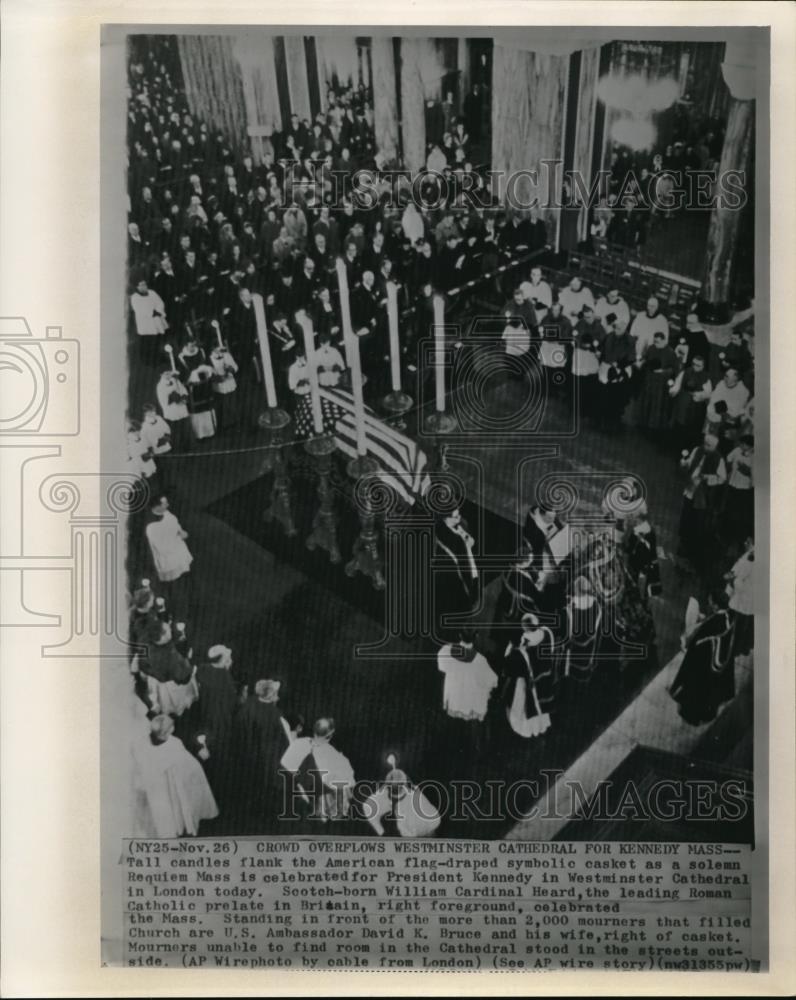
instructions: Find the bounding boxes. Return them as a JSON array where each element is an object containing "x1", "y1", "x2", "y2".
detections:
[
  {"x1": 434, "y1": 509, "x2": 479, "y2": 635},
  {"x1": 670, "y1": 589, "x2": 736, "y2": 724},
  {"x1": 501, "y1": 614, "x2": 556, "y2": 738},
  {"x1": 563, "y1": 576, "x2": 603, "y2": 681},
  {"x1": 280, "y1": 717, "x2": 356, "y2": 822},
  {"x1": 363, "y1": 754, "x2": 442, "y2": 838}
]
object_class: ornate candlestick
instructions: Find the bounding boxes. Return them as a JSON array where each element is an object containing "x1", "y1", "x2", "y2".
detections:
[
  {"x1": 259, "y1": 405, "x2": 291, "y2": 433},
  {"x1": 345, "y1": 454, "x2": 385, "y2": 590},
  {"x1": 382, "y1": 389, "x2": 414, "y2": 431},
  {"x1": 259, "y1": 411, "x2": 296, "y2": 537},
  {"x1": 424, "y1": 410, "x2": 457, "y2": 472},
  {"x1": 304, "y1": 434, "x2": 341, "y2": 563}
]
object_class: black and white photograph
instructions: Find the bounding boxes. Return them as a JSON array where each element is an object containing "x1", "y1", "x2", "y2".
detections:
[
  {"x1": 118, "y1": 27, "x2": 761, "y2": 845},
  {"x1": 3, "y1": 4, "x2": 795, "y2": 994}
]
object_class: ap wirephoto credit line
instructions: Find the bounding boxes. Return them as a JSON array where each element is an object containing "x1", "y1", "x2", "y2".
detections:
[{"x1": 96, "y1": 21, "x2": 769, "y2": 979}]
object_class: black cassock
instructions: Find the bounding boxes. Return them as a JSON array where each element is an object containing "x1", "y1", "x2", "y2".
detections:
[
  {"x1": 492, "y1": 564, "x2": 549, "y2": 644},
  {"x1": 193, "y1": 664, "x2": 239, "y2": 798},
  {"x1": 522, "y1": 509, "x2": 568, "y2": 612},
  {"x1": 434, "y1": 521, "x2": 478, "y2": 638},
  {"x1": 502, "y1": 634, "x2": 557, "y2": 715},
  {"x1": 225, "y1": 301, "x2": 258, "y2": 370},
  {"x1": 194, "y1": 665, "x2": 238, "y2": 760},
  {"x1": 563, "y1": 598, "x2": 603, "y2": 681},
  {"x1": 232, "y1": 698, "x2": 290, "y2": 830},
  {"x1": 501, "y1": 632, "x2": 557, "y2": 738},
  {"x1": 670, "y1": 609, "x2": 736, "y2": 724}
]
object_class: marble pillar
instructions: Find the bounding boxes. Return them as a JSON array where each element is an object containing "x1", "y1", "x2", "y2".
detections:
[
  {"x1": 372, "y1": 36, "x2": 399, "y2": 161},
  {"x1": 399, "y1": 38, "x2": 427, "y2": 174},
  {"x1": 491, "y1": 44, "x2": 568, "y2": 232},
  {"x1": 700, "y1": 97, "x2": 755, "y2": 323},
  {"x1": 284, "y1": 35, "x2": 312, "y2": 122}
]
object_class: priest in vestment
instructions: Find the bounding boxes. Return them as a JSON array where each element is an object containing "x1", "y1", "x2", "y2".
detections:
[
  {"x1": 132, "y1": 714, "x2": 219, "y2": 838},
  {"x1": 670, "y1": 590, "x2": 736, "y2": 724},
  {"x1": 501, "y1": 614, "x2": 556, "y2": 739},
  {"x1": 145, "y1": 496, "x2": 193, "y2": 583},
  {"x1": 280, "y1": 717, "x2": 356, "y2": 822},
  {"x1": 437, "y1": 631, "x2": 498, "y2": 723},
  {"x1": 363, "y1": 755, "x2": 442, "y2": 838},
  {"x1": 434, "y1": 509, "x2": 479, "y2": 636}
]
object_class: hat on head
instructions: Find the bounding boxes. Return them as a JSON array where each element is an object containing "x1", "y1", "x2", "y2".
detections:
[
  {"x1": 255, "y1": 679, "x2": 281, "y2": 701},
  {"x1": 208, "y1": 644, "x2": 231, "y2": 661},
  {"x1": 133, "y1": 586, "x2": 154, "y2": 611}
]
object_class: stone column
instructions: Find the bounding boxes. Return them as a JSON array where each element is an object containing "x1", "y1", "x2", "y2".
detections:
[
  {"x1": 456, "y1": 37, "x2": 469, "y2": 106},
  {"x1": 177, "y1": 35, "x2": 249, "y2": 153},
  {"x1": 234, "y1": 33, "x2": 282, "y2": 133},
  {"x1": 699, "y1": 97, "x2": 754, "y2": 324},
  {"x1": 372, "y1": 36, "x2": 399, "y2": 161},
  {"x1": 399, "y1": 38, "x2": 427, "y2": 173},
  {"x1": 284, "y1": 35, "x2": 312, "y2": 122},
  {"x1": 491, "y1": 44, "x2": 568, "y2": 231}
]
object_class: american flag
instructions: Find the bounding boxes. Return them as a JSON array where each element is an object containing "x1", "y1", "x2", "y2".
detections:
[{"x1": 295, "y1": 387, "x2": 431, "y2": 505}]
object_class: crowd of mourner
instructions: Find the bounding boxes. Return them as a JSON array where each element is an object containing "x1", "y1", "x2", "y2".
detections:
[{"x1": 126, "y1": 46, "x2": 755, "y2": 838}]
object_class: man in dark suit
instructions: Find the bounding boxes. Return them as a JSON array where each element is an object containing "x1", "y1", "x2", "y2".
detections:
[
  {"x1": 502, "y1": 286, "x2": 537, "y2": 332},
  {"x1": 225, "y1": 285, "x2": 259, "y2": 372},
  {"x1": 194, "y1": 644, "x2": 240, "y2": 802},
  {"x1": 293, "y1": 255, "x2": 319, "y2": 311}
]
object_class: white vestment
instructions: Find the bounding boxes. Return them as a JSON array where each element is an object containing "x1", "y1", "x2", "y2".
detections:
[
  {"x1": 519, "y1": 278, "x2": 552, "y2": 309},
  {"x1": 595, "y1": 295, "x2": 630, "y2": 332},
  {"x1": 132, "y1": 735, "x2": 218, "y2": 838},
  {"x1": 146, "y1": 511, "x2": 193, "y2": 582},
  {"x1": 156, "y1": 377, "x2": 189, "y2": 422},
  {"x1": 140, "y1": 415, "x2": 172, "y2": 455},
  {"x1": 630, "y1": 311, "x2": 670, "y2": 360},
  {"x1": 281, "y1": 738, "x2": 356, "y2": 790},
  {"x1": 558, "y1": 285, "x2": 595, "y2": 323},
  {"x1": 131, "y1": 290, "x2": 167, "y2": 336},
  {"x1": 364, "y1": 785, "x2": 442, "y2": 838},
  {"x1": 508, "y1": 676, "x2": 552, "y2": 738},
  {"x1": 437, "y1": 646, "x2": 497, "y2": 721}
]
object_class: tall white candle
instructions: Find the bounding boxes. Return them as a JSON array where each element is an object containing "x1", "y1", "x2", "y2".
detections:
[
  {"x1": 296, "y1": 310, "x2": 324, "y2": 435},
  {"x1": 336, "y1": 258, "x2": 368, "y2": 456},
  {"x1": 346, "y1": 326, "x2": 368, "y2": 457},
  {"x1": 386, "y1": 281, "x2": 401, "y2": 393},
  {"x1": 433, "y1": 294, "x2": 446, "y2": 413},
  {"x1": 336, "y1": 258, "x2": 355, "y2": 363},
  {"x1": 252, "y1": 293, "x2": 278, "y2": 409},
  {"x1": 164, "y1": 343, "x2": 177, "y2": 374},
  {"x1": 212, "y1": 319, "x2": 224, "y2": 349}
]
